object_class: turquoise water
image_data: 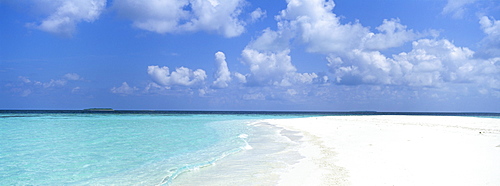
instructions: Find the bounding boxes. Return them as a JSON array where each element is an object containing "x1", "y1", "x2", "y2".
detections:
[{"x1": 0, "y1": 113, "x2": 301, "y2": 185}]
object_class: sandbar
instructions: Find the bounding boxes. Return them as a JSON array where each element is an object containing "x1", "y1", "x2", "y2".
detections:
[{"x1": 264, "y1": 115, "x2": 500, "y2": 186}]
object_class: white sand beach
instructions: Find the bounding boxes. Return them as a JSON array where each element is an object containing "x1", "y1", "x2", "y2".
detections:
[{"x1": 265, "y1": 116, "x2": 500, "y2": 186}]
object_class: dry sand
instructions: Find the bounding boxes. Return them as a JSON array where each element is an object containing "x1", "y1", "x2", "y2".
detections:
[{"x1": 264, "y1": 116, "x2": 500, "y2": 186}]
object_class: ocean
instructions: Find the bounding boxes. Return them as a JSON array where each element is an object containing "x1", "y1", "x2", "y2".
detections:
[{"x1": 1, "y1": 110, "x2": 499, "y2": 185}]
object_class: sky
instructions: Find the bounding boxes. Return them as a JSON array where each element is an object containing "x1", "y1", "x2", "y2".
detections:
[{"x1": 1, "y1": 0, "x2": 499, "y2": 112}]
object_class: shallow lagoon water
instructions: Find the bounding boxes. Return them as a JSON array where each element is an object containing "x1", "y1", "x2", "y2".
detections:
[{"x1": 0, "y1": 112, "x2": 309, "y2": 185}]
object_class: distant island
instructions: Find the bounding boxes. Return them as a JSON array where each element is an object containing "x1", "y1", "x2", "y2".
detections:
[{"x1": 83, "y1": 108, "x2": 114, "y2": 111}]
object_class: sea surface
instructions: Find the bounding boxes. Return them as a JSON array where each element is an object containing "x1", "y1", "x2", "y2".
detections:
[{"x1": 1, "y1": 110, "x2": 499, "y2": 185}]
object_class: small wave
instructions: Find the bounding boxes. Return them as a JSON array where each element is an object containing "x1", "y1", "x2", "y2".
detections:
[
  {"x1": 159, "y1": 160, "x2": 216, "y2": 186},
  {"x1": 238, "y1": 134, "x2": 252, "y2": 150},
  {"x1": 238, "y1": 134, "x2": 253, "y2": 150},
  {"x1": 242, "y1": 143, "x2": 253, "y2": 150},
  {"x1": 238, "y1": 134, "x2": 249, "y2": 139},
  {"x1": 159, "y1": 139, "x2": 252, "y2": 185}
]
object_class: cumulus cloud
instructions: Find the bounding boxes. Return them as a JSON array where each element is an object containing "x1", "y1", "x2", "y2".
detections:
[
  {"x1": 478, "y1": 16, "x2": 500, "y2": 57},
  {"x1": 111, "y1": 82, "x2": 138, "y2": 95},
  {"x1": 328, "y1": 50, "x2": 396, "y2": 85},
  {"x1": 144, "y1": 82, "x2": 170, "y2": 94},
  {"x1": 240, "y1": 48, "x2": 318, "y2": 86},
  {"x1": 250, "y1": 8, "x2": 266, "y2": 22},
  {"x1": 240, "y1": 0, "x2": 421, "y2": 88},
  {"x1": 63, "y1": 73, "x2": 83, "y2": 81},
  {"x1": 27, "y1": 0, "x2": 106, "y2": 37},
  {"x1": 147, "y1": 65, "x2": 207, "y2": 87},
  {"x1": 394, "y1": 39, "x2": 476, "y2": 86},
  {"x1": 233, "y1": 72, "x2": 247, "y2": 83},
  {"x1": 241, "y1": 49, "x2": 294, "y2": 85},
  {"x1": 113, "y1": 0, "x2": 248, "y2": 37},
  {"x1": 480, "y1": 16, "x2": 500, "y2": 37},
  {"x1": 442, "y1": 0, "x2": 477, "y2": 19},
  {"x1": 275, "y1": 0, "x2": 424, "y2": 55},
  {"x1": 246, "y1": 28, "x2": 291, "y2": 52},
  {"x1": 276, "y1": 0, "x2": 367, "y2": 54},
  {"x1": 363, "y1": 19, "x2": 420, "y2": 50},
  {"x1": 239, "y1": 0, "x2": 499, "y2": 97},
  {"x1": 328, "y1": 38, "x2": 500, "y2": 90},
  {"x1": 212, "y1": 51, "x2": 232, "y2": 88}
]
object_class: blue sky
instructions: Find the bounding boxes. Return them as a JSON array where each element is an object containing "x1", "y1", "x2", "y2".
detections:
[{"x1": 1, "y1": 0, "x2": 499, "y2": 111}]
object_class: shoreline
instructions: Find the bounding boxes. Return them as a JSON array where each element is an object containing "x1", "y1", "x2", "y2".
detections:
[
  {"x1": 171, "y1": 121, "x2": 305, "y2": 185},
  {"x1": 265, "y1": 115, "x2": 500, "y2": 185}
]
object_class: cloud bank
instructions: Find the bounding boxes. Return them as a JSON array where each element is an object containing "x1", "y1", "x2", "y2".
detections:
[
  {"x1": 8, "y1": 73, "x2": 84, "y2": 96},
  {"x1": 111, "y1": 0, "x2": 499, "y2": 104},
  {"x1": 240, "y1": 0, "x2": 499, "y2": 93}
]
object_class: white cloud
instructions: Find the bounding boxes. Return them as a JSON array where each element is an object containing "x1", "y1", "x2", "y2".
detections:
[
  {"x1": 276, "y1": 0, "x2": 368, "y2": 54},
  {"x1": 9, "y1": 73, "x2": 85, "y2": 96},
  {"x1": 398, "y1": 39, "x2": 476, "y2": 86},
  {"x1": 275, "y1": 0, "x2": 425, "y2": 55},
  {"x1": 234, "y1": 0, "x2": 499, "y2": 96},
  {"x1": 111, "y1": 82, "x2": 138, "y2": 95},
  {"x1": 19, "y1": 76, "x2": 31, "y2": 83},
  {"x1": 328, "y1": 50, "x2": 396, "y2": 85},
  {"x1": 144, "y1": 82, "x2": 170, "y2": 94},
  {"x1": 480, "y1": 16, "x2": 500, "y2": 37},
  {"x1": 325, "y1": 35, "x2": 498, "y2": 89},
  {"x1": 233, "y1": 72, "x2": 247, "y2": 83},
  {"x1": 328, "y1": 38, "x2": 499, "y2": 97},
  {"x1": 113, "y1": 0, "x2": 188, "y2": 34},
  {"x1": 28, "y1": 0, "x2": 106, "y2": 37},
  {"x1": 442, "y1": 0, "x2": 477, "y2": 19},
  {"x1": 363, "y1": 19, "x2": 419, "y2": 50},
  {"x1": 240, "y1": 48, "x2": 318, "y2": 86},
  {"x1": 43, "y1": 79, "x2": 67, "y2": 88},
  {"x1": 182, "y1": 0, "x2": 246, "y2": 37},
  {"x1": 20, "y1": 89, "x2": 32, "y2": 97},
  {"x1": 250, "y1": 8, "x2": 266, "y2": 22},
  {"x1": 241, "y1": 0, "x2": 421, "y2": 88},
  {"x1": 478, "y1": 16, "x2": 500, "y2": 57},
  {"x1": 212, "y1": 51, "x2": 232, "y2": 88},
  {"x1": 252, "y1": 0, "x2": 493, "y2": 92},
  {"x1": 63, "y1": 73, "x2": 83, "y2": 81},
  {"x1": 114, "y1": 0, "x2": 248, "y2": 37},
  {"x1": 242, "y1": 92, "x2": 265, "y2": 100},
  {"x1": 396, "y1": 39, "x2": 495, "y2": 87},
  {"x1": 246, "y1": 28, "x2": 291, "y2": 52},
  {"x1": 102, "y1": 0, "x2": 499, "y2": 100},
  {"x1": 71, "y1": 86, "x2": 81, "y2": 93},
  {"x1": 40, "y1": 73, "x2": 84, "y2": 88},
  {"x1": 147, "y1": 65, "x2": 207, "y2": 87},
  {"x1": 241, "y1": 49, "x2": 294, "y2": 85},
  {"x1": 286, "y1": 89, "x2": 297, "y2": 96}
]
